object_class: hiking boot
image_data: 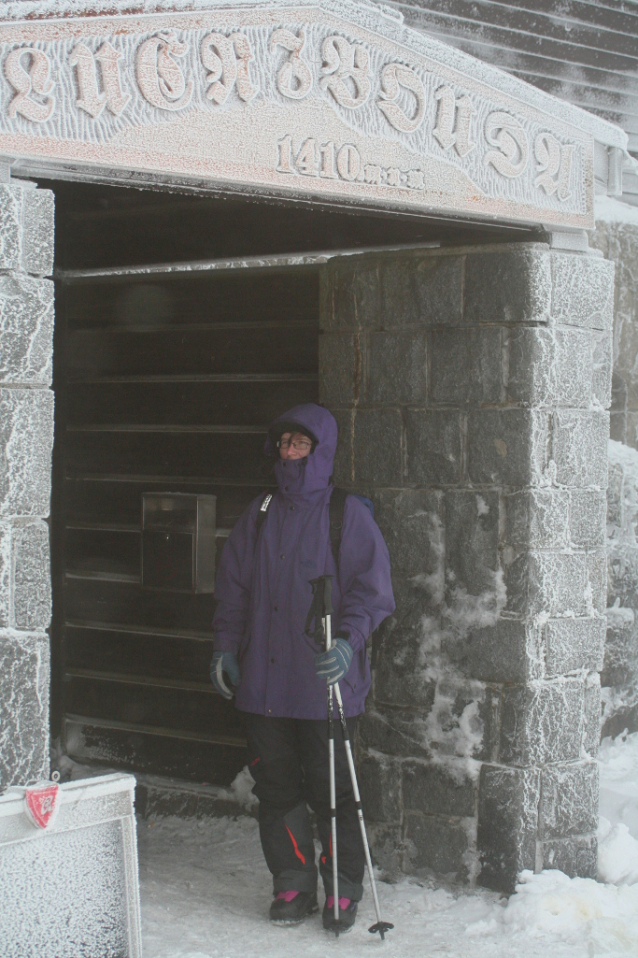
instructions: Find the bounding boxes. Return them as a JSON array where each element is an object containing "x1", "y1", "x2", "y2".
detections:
[
  {"x1": 269, "y1": 890, "x2": 318, "y2": 925},
  {"x1": 322, "y1": 896, "x2": 358, "y2": 933}
]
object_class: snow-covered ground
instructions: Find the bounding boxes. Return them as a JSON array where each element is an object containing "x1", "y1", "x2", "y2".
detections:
[{"x1": 139, "y1": 732, "x2": 638, "y2": 958}]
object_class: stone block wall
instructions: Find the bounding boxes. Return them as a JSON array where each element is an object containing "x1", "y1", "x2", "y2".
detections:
[
  {"x1": 0, "y1": 180, "x2": 54, "y2": 788},
  {"x1": 593, "y1": 215, "x2": 638, "y2": 448},
  {"x1": 320, "y1": 242, "x2": 613, "y2": 891},
  {"x1": 592, "y1": 212, "x2": 638, "y2": 738}
]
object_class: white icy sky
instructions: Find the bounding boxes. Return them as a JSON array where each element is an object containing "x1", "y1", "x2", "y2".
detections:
[{"x1": 138, "y1": 731, "x2": 638, "y2": 958}]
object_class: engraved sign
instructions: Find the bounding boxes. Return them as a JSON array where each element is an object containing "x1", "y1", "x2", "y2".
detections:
[{"x1": 0, "y1": 1, "x2": 598, "y2": 228}]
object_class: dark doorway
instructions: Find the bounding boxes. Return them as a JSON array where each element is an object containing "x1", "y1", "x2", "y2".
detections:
[{"x1": 46, "y1": 180, "x2": 532, "y2": 786}]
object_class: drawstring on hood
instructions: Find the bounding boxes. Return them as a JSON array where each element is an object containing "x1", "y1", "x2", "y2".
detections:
[{"x1": 265, "y1": 404, "x2": 338, "y2": 498}]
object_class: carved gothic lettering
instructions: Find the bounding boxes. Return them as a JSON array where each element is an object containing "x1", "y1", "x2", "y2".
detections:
[
  {"x1": 433, "y1": 86, "x2": 475, "y2": 157},
  {"x1": 270, "y1": 29, "x2": 312, "y2": 100},
  {"x1": 377, "y1": 63, "x2": 425, "y2": 133},
  {"x1": 96, "y1": 42, "x2": 130, "y2": 116},
  {"x1": 534, "y1": 132, "x2": 573, "y2": 202},
  {"x1": 484, "y1": 111, "x2": 528, "y2": 178},
  {"x1": 136, "y1": 31, "x2": 193, "y2": 111},
  {"x1": 231, "y1": 34, "x2": 258, "y2": 103},
  {"x1": 70, "y1": 41, "x2": 130, "y2": 119},
  {"x1": 320, "y1": 36, "x2": 370, "y2": 109},
  {"x1": 201, "y1": 32, "x2": 257, "y2": 105},
  {"x1": 4, "y1": 47, "x2": 55, "y2": 123}
]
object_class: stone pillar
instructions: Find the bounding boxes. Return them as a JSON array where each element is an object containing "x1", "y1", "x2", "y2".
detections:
[
  {"x1": 592, "y1": 212, "x2": 638, "y2": 737},
  {"x1": 0, "y1": 180, "x2": 54, "y2": 788},
  {"x1": 319, "y1": 241, "x2": 613, "y2": 892}
]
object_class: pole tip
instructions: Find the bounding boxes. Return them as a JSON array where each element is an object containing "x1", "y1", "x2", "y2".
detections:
[{"x1": 369, "y1": 921, "x2": 394, "y2": 940}]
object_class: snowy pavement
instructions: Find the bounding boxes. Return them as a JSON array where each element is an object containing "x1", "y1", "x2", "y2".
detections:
[{"x1": 139, "y1": 732, "x2": 638, "y2": 958}]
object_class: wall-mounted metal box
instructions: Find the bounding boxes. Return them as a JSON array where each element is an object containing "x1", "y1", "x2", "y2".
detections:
[{"x1": 141, "y1": 493, "x2": 216, "y2": 593}]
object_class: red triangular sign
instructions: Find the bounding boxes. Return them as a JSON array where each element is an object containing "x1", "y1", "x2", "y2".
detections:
[{"x1": 25, "y1": 783, "x2": 60, "y2": 829}]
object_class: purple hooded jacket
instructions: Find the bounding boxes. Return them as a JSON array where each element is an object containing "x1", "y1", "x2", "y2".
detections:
[{"x1": 212, "y1": 404, "x2": 395, "y2": 719}]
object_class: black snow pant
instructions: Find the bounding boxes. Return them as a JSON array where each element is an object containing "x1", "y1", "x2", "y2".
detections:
[{"x1": 244, "y1": 713, "x2": 365, "y2": 901}]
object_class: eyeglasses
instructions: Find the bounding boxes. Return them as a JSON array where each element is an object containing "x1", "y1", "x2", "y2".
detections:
[{"x1": 277, "y1": 437, "x2": 312, "y2": 451}]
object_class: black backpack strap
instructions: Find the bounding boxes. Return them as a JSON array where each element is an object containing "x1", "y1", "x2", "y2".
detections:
[
  {"x1": 329, "y1": 486, "x2": 348, "y2": 572},
  {"x1": 256, "y1": 492, "x2": 273, "y2": 536}
]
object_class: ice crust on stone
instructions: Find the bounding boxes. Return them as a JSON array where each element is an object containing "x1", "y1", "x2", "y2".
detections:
[
  {"x1": 604, "y1": 440, "x2": 638, "y2": 731},
  {"x1": 412, "y1": 510, "x2": 507, "y2": 780},
  {"x1": 0, "y1": 630, "x2": 49, "y2": 787}
]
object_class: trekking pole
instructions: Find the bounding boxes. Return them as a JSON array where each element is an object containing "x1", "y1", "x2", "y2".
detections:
[
  {"x1": 331, "y1": 678, "x2": 393, "y2": 941},
  {"x1": 308, "y1": 575, "x2": 393, "y2": 941},
  {"x1": 323, "y1": 586, "x2": 393, "y2": 940},
  {"x1": 307, "y1": 577, "x2": 340, "y2": 936}
]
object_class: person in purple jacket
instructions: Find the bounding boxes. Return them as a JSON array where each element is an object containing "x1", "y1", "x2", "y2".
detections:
[{"x1": 211, "y1": 403, "x2": 394, "y2": 932}]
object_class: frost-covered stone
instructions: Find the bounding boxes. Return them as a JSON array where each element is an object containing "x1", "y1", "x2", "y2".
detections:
[
  {"x1": 445, "y1": 490, "x2": 499, "y2": 594},
  {"x1": 552, "y1": 409, "x2": 609, "y2": 488},
  {"x1": 0, "y1": 275, "x2": 54, "y2": 385},
  {"x1": 508, "y1": 326, "x2": 592, "y2": 408},
  {"x1": 318, "y1": 332, "x2": 356, "y2": 405},
  {"x1": 407, "y1": 408, "x2": 463, "y2": 484},
  {"x1": 0, "y1": 388, "x2": 54, "y2": 516},
  {"x1": 591, "y1": 329, "x2": 613, "y2": 409},
  {"x1": 0, "y1": 522, "x2": 10, "y2": 627},
  {"x1": 13, "y1": 520, "x2": 51, "y2": 630},
  {"x1": 404, "y1": 813, "x2": 470, "y2": 879},
  {"x1": 593, "y1": 219, "x2": 638, "y2": 442},
  {"x1": 604, "y1": 440, "x2": 638, "y2": 734},
  {"x1": 468, "y1": 408, "x2": 548, "y2": 486},
  {"x1": 468, "y1": 326, "x2": 505, "y2": 405},
  {"x1": 352, "y1": 407, "x2": 403, "y2": 484},
  {"x1": 505, "y1": 489, "x2": 569, "y2": 550},
  {"x1": 463, "y1": 618, "x2": 543, "y2": 683},
  {"x1": 539, "y1": 762, "x2": 598, "y2": 838},
  {"x1": 538, "y1": 835, "x2": 598, "y2": 879},
  {"x1": 0, "y1": 184, "x2": 54, "y2": 276},
  {"x1": 551, "y1": 253, "x2": 614, "y2": 330},
  {"x1": 570, "y1": 490, "x2": 606, "y2": 548},
  {"x1": 321, "y1": 240, "x2": 607, "y2": 891},
  {"x1": 583, "y1": 672, "x2": 602, "y2": 757},
  {"x1": 429, "y1": 327, "x2": 470, "y2": 404},
  {"x1": 380, "y1": 252, "x2": 464, "y2": 327},
  {"x1": 358, "y1": 754, "x2": 402, "y2": 823},
  {"x1": 478, "y1": 765, "x2": 539, "y2": 892},
  {"x1": 321, "y1": 256, "x2": 381, "y2": 331},
  {"x1": 0, "y1": 629, "x2": 49, "y2": 787},
  {"x1": 368, "y1": 329, "x2": 427, "y2": 404},
  {"x1": 366, "y1": 823, "x2": 404, "y2": 878},
  {"x1": 359, "y1": 708, "x2": 430, "y2": 760},
  {"x1": 499, "y1": 678, "x2": 584, "y2": 765},
  {"x1": 464, "y1": 248, "x2": 551, "y2": 325},
  {"x1": 544, "y1": 618, "x2": 605, "y2": 676},
  {"x1": 374, "y1": 489, "x2": 443, "y2": 577},
  {"x1": 21, "y1": 186, "x2": 54, "y2": 277},
  {"x1": 506, "y1": 550, "x2": 606, "y2": 617},
  {"x1": 402, "y1": 761, "x2": 476, "y2": 817},
  {"x1": 374, "y1": 626, "x2": 436, "y2": 709},
  {"x1": 0, "y1": 184, "x2": 23, "y2": 271}
]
